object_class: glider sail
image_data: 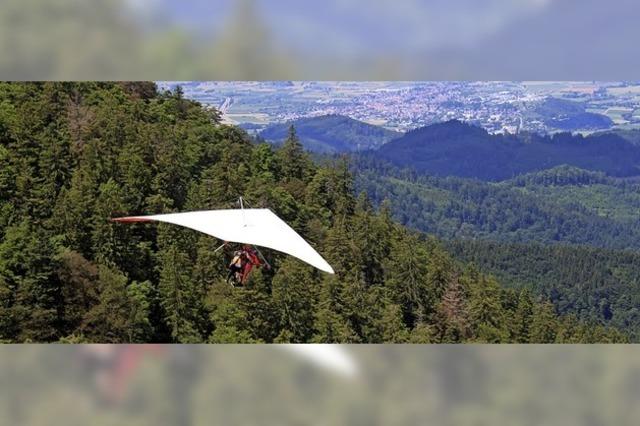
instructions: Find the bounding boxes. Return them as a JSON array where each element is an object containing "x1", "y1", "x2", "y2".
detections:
[{"x1": 112, "y1": 209, "x2": 335, "y2": 274}]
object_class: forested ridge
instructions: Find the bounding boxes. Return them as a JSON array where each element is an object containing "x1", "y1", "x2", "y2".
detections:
[
  {"x1": 353, "y1": 156, "x2": 640, "y2": 338},
  {"x1": 259, "y1": 114, "x2": 400, "y2": 153},
  {"x1": 447, "y1": 240, "x2": 640, "y2": 340},
  {"x1": 375, "y1": 119, "x2": 640, "y2": 180},
  {"x1": 0, "y1": 82, "x2": 625, "y2": 343},
  {"x1": 354, "y1": 156, "x2": 640, "y2": 250}
]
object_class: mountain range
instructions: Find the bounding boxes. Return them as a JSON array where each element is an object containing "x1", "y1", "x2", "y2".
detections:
[
  {"x1": 261, "y1": 117, "x2": 640, "y2": 181},
  {"x1": 375, "y1": 120, "x2": 640, "y2": 180}
]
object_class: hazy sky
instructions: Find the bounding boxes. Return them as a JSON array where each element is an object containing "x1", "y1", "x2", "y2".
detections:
[{"x1": 130, "y1": 0, "x2": 553, "y2": 52}]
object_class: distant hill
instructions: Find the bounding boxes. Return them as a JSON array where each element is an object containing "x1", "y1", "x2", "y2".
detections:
[
  {"x1": 528, "y1": 97, "x2": 613, "y2": 131},
  {"x1": 259, "y1": 114, "x2": 401, "y2": 153},
  {"x1": 601, "y1": 128, "x2": 640, "y2": 145},
  {"x1": 506, "y1": 165, "x2": 612, "y2": 187},
  {"x1": 375, "y1": 120, "x2": 640, "y2": 181}
]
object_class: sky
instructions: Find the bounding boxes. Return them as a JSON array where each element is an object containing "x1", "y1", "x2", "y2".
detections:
[{"x1": 3, "y1": 0, "x2": 639, "y2": 80}]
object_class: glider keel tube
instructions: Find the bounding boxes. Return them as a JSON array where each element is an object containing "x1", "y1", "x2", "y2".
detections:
[
  {"x1": 111, "y1": 217, "x2": 154, "y2": 223},
  {"x1": 112, "y1": 209, "x2": 335, "y2": 274}
]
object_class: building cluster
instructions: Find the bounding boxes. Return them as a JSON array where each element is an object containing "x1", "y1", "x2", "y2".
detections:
[{"x1": 165, "y1": 81, "x2": 640, "y2": 135}]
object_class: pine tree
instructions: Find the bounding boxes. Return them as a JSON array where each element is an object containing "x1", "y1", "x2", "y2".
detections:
[
  {"x1": 271, "y1": 258, "x2": 317, "y2": 342},
  {"x1": 158, "y1": 244, "x2": 202, "y2": 343},
  {"x1": 379, "y1": 301, "x2": 410, "y2": 343},
  {"x1": 351, "y1": 192, "x2": 388, "y2": 287},
  {"x1": 510, "y1": 289, "x2": 534, "y2": 343},
  {"x1": 383, "y1": 232, "x2": 430, "y2": 328},
  {"x1": 529, "y1": 301, "x2": 558, "y2": 343},
  {"x1": 468, "y1": 275, "x2": 508, "y2": 343},
  {"x1": 126, "y1": 280, "x2": 154, "y2": 341},
  {"x1": 408, "y1": 322, "x2": 435, "y2": 343},
  {"x1": 232, "y1": 286, "x2": 278, "y2": 342},
  {"x1": 313, "y1": 276, "x2": 359, "y2": 343},
  {"x1": 91, "y1": 179, "x2": 129, "y2": 267},
  {"x1": 208, "y1": 288, "x2": 258, "y2": 343},
  {"x1": 51, "y1": 166, "x2": 96, "y2": 256},
  {"x1": 80, "y1": 265, "x2": 143, "y2": 343},
  {"x1": 276, "y1": 125, "x2": 311, "y2": 182},
  {"x1": 56, "y1": 250, "x2": 99, "y2": 337},
  {"x1": 0, "y1": 221, "x2": 61, "y2": 342},
  {"x1": 425, "y1": 246, "x2": 454, "y2": 313}
]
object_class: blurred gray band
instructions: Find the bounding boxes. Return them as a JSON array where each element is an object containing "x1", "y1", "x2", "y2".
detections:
[
  {"x1": 1, "y1": 344, "x2": 639, "y2": 425},
  {"x1": 1, "y1": 0, "x2": 638, "y2": 80}
]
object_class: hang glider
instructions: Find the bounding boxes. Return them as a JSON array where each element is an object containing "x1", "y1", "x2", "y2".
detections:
[{"x1": 111, "y1": 209, "x2": 335, "y2": 274}]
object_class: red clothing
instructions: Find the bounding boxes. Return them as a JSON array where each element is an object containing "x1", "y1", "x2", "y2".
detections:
[{"x1": 240, "y1": 248, "x2": 262, "y2": 284}]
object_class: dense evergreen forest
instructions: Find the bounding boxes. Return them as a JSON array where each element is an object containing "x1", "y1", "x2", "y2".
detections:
[
  {"x1": 447, "y1": 240, "x2": 640, "y2": 340},
  {"x1": 259, "y1": 114, "x2": 400, "y2": 153},
  {"x1": 0, "y1": 82, "x2": 625, "y2": 343},
  {"x1": 354, "y1": 157, "x2": 640, "y2": 250},
  {"x1": 376, "y1": 119, "x2": 640, "y2": 180},
  {"x1": 353, "y1": 157, "x2": 640, "y2": 338}
]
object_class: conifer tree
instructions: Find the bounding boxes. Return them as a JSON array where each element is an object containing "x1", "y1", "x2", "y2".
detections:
[
  {"x1": 408, "y1": 322, "x2": 435, "y2": 343},
  {"x1": 511, "y1": 289, "x2": 534, "y2": 343},
  {"x1": 313, "y1": 276, "x2": 359, "y2": 343},
  {"x1": 56, "y1": 250, "x2": 99, "y2": 337},
  {"x1": 51, "y1": 166, "x2": 97, "y2": 256},
  {"x1": 158, "y1": 244, "x2": 202, "y2": 343},
  {"x1": 383, "y1": 232, "x2": 431, "y2": 327},
  {"x1": 209, "y1": 289, "x2": 258, "y2": 343},
  {"x1": 80, "y1": 265, "x2": 147, "y2": 343},
  {"x1": 529, "y1": 301, "x2": 558, "y2": 343},
  {"x1": 379, "y1": 301, "x2": 410, "y2": 343},
  {"x1": 276, "y1": 125, "x2": 311, "y2": 182},
  {"x1": 0, "y1": 221, "x2": 61, "y2": 342},
  {"x1": 468, "y1": 275, "x2": 508, "y2": 342},
  {"x1": 271, "y1": 258, "x2": 317, "y2": 342}
]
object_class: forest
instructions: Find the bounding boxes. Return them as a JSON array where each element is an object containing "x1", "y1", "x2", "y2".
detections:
[
  {"x1": 0, "y1": 82, "x2": 626, "y2": 343},
  {"x1": 354, "y1": 157, "x2": 640, "y2": 250},
  {"x1": 375, "y1": 119, "x2": 640, "y2": 180},
  {"x1": 259, "y1": 114, "x2": 400, "y2": 153},
  {"x1": 447, "y1": 240, "x2": 640, "y2": 340},
  {"x1": 353, "y1": 156, "x2": 640, "y2": 338}
]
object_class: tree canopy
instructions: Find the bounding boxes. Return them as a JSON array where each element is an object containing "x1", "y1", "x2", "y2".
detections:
[{"x1": 0, "y1": 82, "x2": 626, "y2": 343}]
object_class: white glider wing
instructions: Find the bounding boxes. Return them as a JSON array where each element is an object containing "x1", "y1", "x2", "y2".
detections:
[{"x1": 112, "y1": 209, "x2": 334, "y2": 274}]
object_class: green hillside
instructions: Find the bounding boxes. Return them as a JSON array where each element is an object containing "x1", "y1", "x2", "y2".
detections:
[
  {"x1": 355, "y1": 159, "x2": 640, "y2": 250},
  {"x1": 447, "y1": 240, "x2": 640, "y2": 340},
  {"x1": 354, "y1": 158, "x2": 640, "y2": 337},
  {"x1": 375, "y1": 120, "x2": 640, "y2": 180},
  {"x1": 0, "y1": 82, "x2": 622, "y2": 343},
  {"x1": 259, "y1": 114, "x2": 401, "y2": 153},
  {"x1": 528, "y1": 97, "x2": 613, "y2": 130}
]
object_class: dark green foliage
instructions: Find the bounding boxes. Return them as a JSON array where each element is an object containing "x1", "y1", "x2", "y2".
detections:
[
  {"x1": 271, "y1": 259, "x2": 317, "y2": 342},
  {"x1": 354, "y1": 158, "x2": 640, "y2": 250},
  {"x1": 374, "y1": 120, "x2": 640, "y2": 180},
  {"x1": 447, "y1": 240, "x2": 640, "y2": 340},
  {"x1": 0, "y1": 82, "x2": 622, "y2": 343},
  {"x1": 0, "y1": 221, "x2": 61, "y2": 342},
  {"x1": 260, "y1": 114, "x2": 400, "y2": 153},
  {"x1": 531, "y1": 97, "x2": 613, "y2": 130}
]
